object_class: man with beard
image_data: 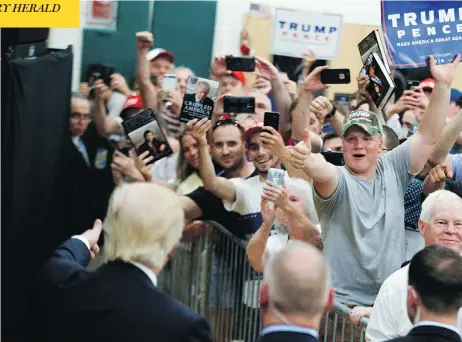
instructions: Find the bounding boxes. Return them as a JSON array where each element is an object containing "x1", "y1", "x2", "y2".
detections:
[
  {"x1": 181, "y1": 118, "x2": 256, "y2": 237},
  {"x1": 186, "y1": 118, "x2": 285, "y2": 238}
]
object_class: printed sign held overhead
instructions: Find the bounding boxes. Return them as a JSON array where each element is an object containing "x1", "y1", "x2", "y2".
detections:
[
  {"x1": 270, "y1": 8, "x2": 343, "y2": 60},
  {"x1": 381, "y1": 0, "x2": 462, "y2": 68}
]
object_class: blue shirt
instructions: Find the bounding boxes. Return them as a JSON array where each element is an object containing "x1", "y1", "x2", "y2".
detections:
[{"x1": 260, "y1": 324, "x2": 319, "y2": 339}]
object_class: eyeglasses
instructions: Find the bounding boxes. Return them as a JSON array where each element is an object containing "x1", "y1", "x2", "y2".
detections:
[
  {"x1": 70, "y1": 112, "x2": 90, "y2": 120},
  {"x1": 212, "y1": 119, "x2": 241, "y2": 131}
]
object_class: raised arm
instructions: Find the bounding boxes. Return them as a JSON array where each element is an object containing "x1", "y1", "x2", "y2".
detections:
[
  {"x1": 135, "y1": 31, "x2": 158, "y2": 110},
  {"x1": 254, "y1": 56, "x2": 292, "y2": 142},
  {"x1": 291, "y1": 66, "x2": 329, "y2": 141},
  {"x1": 93, "y1": 80, "x2": 124, "y2": 136},
  {"x1": 428, "y1": 109, "x2": 462, "y2": 167},
  {"x1": 408, "y1": 55, "x2": 460, "y2": 175},
  {"x1": 309, "y1": 95, "x2": 344, "y2": 137},
  {"x1": 187, "y1": 118, "x2": 237, "y2": 203},
  {"x1": 246, "y1": 199, "x2": 275, "y2": 273},
  {"x1": 290, "y1": 130, "x2": 339, "y2": 198},
  {"x1": 41, "y1": 220, "x2": 103, "y2": 288}
]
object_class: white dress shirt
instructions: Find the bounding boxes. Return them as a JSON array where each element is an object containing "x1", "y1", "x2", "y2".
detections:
[
  {"x1": 71, "y1": 236, "x2": 157, "y2": 287},
  {"x1": 366, "y1": 264, "x2": 462, "y2": 341}
]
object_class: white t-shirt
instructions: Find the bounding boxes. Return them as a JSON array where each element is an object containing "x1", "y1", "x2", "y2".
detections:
[
  {"x1": 223, "y1": 173, "x2": 288, "y2": 239},
  {"x1": 366, "y1": 264, "x2": 462, "y2": 342},
  {"x1": 151, "y1": 151, "x2": 179, "y2": 185}
]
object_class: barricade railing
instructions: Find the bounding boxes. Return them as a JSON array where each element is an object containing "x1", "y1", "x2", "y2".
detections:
[{"x1": 158, "y1": 221, "x2": 369, "y2": 342}]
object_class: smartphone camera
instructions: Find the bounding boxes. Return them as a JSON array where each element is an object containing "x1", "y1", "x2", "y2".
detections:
[
  {"x1": 225, "y1": 56, "x2": 256, "y2": 72},
  {"x1": 223, "y1": 96, "x2": 255, "y2": 113}
]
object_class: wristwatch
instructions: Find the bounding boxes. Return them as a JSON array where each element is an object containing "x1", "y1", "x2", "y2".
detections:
[{"x1": 326, "y1": 106, "x2": 337, "y2": 119}]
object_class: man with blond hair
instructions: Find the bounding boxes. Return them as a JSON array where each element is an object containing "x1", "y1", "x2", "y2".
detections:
[
  {"x1": 39, "y1": 183, "x2": 211, "y2": 342},
  {"x1": 257, "y1": 241, "x2": 333, "y2": 342},
  {"x1": 366, "y1": 190, "x2": 462, "y2": 341}
]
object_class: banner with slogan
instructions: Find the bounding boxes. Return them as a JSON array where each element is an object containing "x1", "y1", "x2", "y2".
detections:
[
  {"x1": 381, "y1": 0, "x2": 462, "y2": 68},
  {"x1": 0, "y1": 0, "x2": 80, "y2": 28},
  {"x1": 270, "y1": 8, "x2": 343, "y2": 60}
]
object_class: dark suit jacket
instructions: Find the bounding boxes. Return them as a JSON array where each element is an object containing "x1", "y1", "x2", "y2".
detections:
[
  {"x1": 138, "y1": 138, "x2": 165, "y2": 161},
  {"x1": 40, "y1": 238, "x2": 212, "y2": 342},
  {"x1": 387, "y1": 325, "x2": 461, "y2": 342},
  {"x1": 257, "y1": 330, "x2": 319, "y2": 342},
  {"x1": 183, "y1": 93, "x2": 214, "y2": 109},
  {"x1": 60, "y1": 123, "x2": 115, "y2": 240}
]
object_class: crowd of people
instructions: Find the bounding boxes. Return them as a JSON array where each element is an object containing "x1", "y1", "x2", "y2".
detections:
[{"x1": 39, "y1": 28, "x2": 462, "y2": 342}]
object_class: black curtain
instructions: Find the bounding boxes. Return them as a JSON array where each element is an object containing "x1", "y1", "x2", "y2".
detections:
[{"x1": 2, "y1": 45, "x2": 73, "y2": 341}]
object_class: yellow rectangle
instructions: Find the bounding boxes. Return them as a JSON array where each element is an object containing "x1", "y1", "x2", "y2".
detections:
[{"x1": 0, "y1": 0, "x2": 80, "y2": 28}]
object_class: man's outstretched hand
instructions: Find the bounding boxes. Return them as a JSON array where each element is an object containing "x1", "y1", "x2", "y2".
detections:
[
  {"x1": 290, "y1": 129, "x2": 311, "y2": 169},
  {"x1": 81, "y1": 219, "x2": 103, "y2": 259}
]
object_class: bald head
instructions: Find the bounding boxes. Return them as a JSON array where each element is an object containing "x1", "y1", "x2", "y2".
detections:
[{"x1": 264, "y1": 241, "x2": 331, "y2": 316}]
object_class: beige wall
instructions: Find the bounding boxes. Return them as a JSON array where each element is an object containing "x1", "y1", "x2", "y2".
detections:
[{"x1": 242, "y1": 17, "x2": 462, "y2": 97}]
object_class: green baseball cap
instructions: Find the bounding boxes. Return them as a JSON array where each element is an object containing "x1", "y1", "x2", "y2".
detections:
[{"x1": 341, "y1": 110, "x2": 383, "y2": 136}]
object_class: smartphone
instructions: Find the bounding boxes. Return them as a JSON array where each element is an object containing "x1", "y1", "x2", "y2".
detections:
[
  {"x1": 267, "y1": 168, "x2": 285, "y2": 187},
  {"x1": 320, "y1": 69, "x2": 351, "y2": 84},
  {"x1": 321, "y1": 151, "x2": 344, "y2": 166},
  {"x1": 162, "y1": 74, "x2": 177, "y2": 90},
  {"x1": 264, "y1": 111, "x2": 280, "y2": 132},
  {"x1": 226, "y1": 56, "x2": 256, "y2": 72},
  {"x1": 407, "y1": 80, "x2": 420, "y2": 90},
  {"x1": 223, "y1": 96, "x2": 255, "y2": 113}
]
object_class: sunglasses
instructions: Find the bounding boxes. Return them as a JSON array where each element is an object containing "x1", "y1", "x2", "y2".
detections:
[{"x1": 212, "y1": 119, "x2": 242, "y2": 131}]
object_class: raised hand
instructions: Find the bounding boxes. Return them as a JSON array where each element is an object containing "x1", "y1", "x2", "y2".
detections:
[
  {"x1": 357, "y1": 74, "x2": 370, "y2": 94},
  {"x1": 260, "y1": 198, "x2": 277, "y2": 224},
  {"x1": 94, "y1": 79, "x2": 111, "y2": 103},
  {"x1": 260, "y1": 126, "x2": 286, "y2": 158},
  {"x1": 262, "y1": 181, "x2": 289, "y2": 210},
  {"x1": 110, "y1": 73, "x2": 131, "y2": 95},
  {"x1": 429, "y1": 54, "x2": 460, "y2": 86},
  {"x1": 428, "y1": 163, "x2": 453, "y2": 184},
  {"x1": 290, "y1": 129, "x2": 311, "y2": 169},
  {"x1": 255, "y1": 56, "x2": 280, "y2": 82},
  {"x1": 211, "y1": 55, "x2": 232, "y2": 78},
  {"x1": 303, "y1": 66, "x2": 329, "y2": 93},
  {"x1": 81, "y1": 219, "x2": 104, "y2": 259},
  {"x1": 135, "y1": 31, "x2": 153, "y2": 51},
  {"x1": 186, "y1": 118, "x2": 211, "y2": 146},
  {"x1": 309, "y1": 96, "x2": 333, "y2": 120}
]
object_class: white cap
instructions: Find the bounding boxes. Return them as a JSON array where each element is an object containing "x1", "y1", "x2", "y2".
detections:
[{"x1": 146, "y1": 48, "x2": 175, "y2": 62}]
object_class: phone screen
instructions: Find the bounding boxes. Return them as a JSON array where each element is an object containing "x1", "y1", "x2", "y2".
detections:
[{"x1": 162, "y1": 74, "x2": 177, "y2": 90}]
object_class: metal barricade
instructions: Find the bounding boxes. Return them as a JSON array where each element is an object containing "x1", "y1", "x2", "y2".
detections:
[{"x1": 158, "y1": 222, "x2": 369, "y2": 342}]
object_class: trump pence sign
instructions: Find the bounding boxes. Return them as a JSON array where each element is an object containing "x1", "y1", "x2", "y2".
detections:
[
  {"x1": 270, "y1": 8, "x2": 343, "y2": 60},
  {"x1": 382, "y1": 0, "x2": 462, "y2": 68}
]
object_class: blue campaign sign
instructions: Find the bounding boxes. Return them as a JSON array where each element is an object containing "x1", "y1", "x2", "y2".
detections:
[{"x1": 381, "y1": 0, "x2": 462, "y2": 68}]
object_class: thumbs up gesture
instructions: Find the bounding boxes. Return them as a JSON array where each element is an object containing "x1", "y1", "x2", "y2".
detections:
[{"x1": 290, "y1": 129, "x2": 312, "y2": 169}]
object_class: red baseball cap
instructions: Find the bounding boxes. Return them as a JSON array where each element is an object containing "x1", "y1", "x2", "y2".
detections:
[
  {"x1": 230, "y1": 71, "x2": 246, "y2": 86},
  {"x1": 420, "y1": 78, "x2": 435, "y2": 90},
  {"x1": 243, "y1": 121, "x2": 264, "y2": 145},
  {"x1": 146, "y1": 48, "x2": 175, "y2": 63},
  {"x1": 122, "y1": 95, "x2": 143, "y2": 110}
]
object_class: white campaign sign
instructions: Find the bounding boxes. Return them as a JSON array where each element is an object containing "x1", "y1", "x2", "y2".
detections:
[{"x1": 270, "y1": 8, "x2": 343, "y2": 60}]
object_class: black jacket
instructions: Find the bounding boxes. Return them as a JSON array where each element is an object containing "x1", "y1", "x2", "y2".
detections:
[
  {"x1": 40, "y1": 238, "x2": 212, "y2": 342},
  {"x1": 386, "y1": 325, "x2": 461, "y2": 342},
  {"x1": 257, "y1": 330, "x2": 319, "y2": 342}
]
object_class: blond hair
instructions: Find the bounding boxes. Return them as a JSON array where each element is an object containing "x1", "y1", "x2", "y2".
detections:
[{"x1": 102, "y1": 183, "x2": 184, "y2": 270}]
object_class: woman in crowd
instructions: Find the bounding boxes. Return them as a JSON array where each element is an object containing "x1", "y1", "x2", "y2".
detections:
[
  {"x1": 176, "y1": 130, "x2": 202, "y2": 196},
  {"x1": 246, "y1": 177, "x2": 322, "y2": 273}
]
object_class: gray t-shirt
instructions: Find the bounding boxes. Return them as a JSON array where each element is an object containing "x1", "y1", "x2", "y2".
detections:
[{"x1": 314, "y1": 140, "x2": 413, "y2": 306}]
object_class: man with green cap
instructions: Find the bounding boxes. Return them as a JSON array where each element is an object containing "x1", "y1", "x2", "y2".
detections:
[{"x1": 288, "y1": 55, "x2": 460, "y2": 308}]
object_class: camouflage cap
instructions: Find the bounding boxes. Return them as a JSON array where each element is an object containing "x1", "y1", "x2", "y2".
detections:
[{"x1": 341, "y1": 110, "x2": 383, "y2": 136}]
